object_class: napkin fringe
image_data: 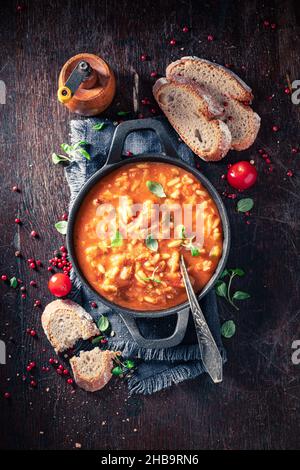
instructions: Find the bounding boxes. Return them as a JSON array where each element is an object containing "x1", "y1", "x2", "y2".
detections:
[
  {"x1": 107, "y1": 340, "x2": 203, "y2": 362},
  {"x1": 127, "y1": 362, "x2": 205, "y2": 395}
]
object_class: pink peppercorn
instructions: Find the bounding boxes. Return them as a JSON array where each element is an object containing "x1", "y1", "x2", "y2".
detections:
[
  {"x1": 207, "y1": 34, "x2": 214, "y2": 41},
  {"x1": 169, "y1": 39, "x2": 176, "y2": 46},
  {"x1": 287, "y1": 170, "x2": 293, "y2": 177},
  {"x1": 1, "y1": 275, "x2": 8, "y2": 281},
  {"x1": 272, "y1": 125, "x2": 279, "y2": 132},
  {"x1": 182, "y1": 26, "x2": 189, "y2": 33}
]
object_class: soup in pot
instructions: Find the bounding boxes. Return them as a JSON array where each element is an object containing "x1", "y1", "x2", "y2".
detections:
[{"x1": 73, "y1": 162, "x2": 223, "y2": 311}]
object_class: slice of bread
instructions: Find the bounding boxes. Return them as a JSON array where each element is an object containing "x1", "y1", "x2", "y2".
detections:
[
  {"x1": 153, "y1": 77, "x2": 232, "y2": 161},
  {"x1": 166, "y1": 57, "x2": 260, "y2": 151},
  {"x1": 70, "y1": 348, "x2": 117, "y2": 392},
  {"x1": 41, "y1": 299, "x2": 100, "y2": 353}
]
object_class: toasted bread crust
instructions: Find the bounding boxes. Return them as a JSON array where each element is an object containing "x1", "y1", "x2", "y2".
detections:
[
  {"x1": 41, "y1": 299, "x2": 99, "y2": 353},
  {"x1": 70, "y1": 349, "x2": 118, "y2": 392},
  {"x1": 153, "y1": 77, "x2": 231, "y2": 161},
  {"x1": 166, "y1": 57, "x2": 260, "y2": 151},
  {"x1": 166, "y1": 56, "x2": 254, "y2": 102}
]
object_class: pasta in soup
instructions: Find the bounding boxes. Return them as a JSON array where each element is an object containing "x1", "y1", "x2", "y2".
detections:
[{"x1": 74, "y1": 162, "x2": 223, "y2": 311}]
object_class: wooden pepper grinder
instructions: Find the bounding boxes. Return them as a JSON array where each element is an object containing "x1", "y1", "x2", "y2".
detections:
[{"x1": 58, "y1": 53, "x2": 116, "y2": 116}]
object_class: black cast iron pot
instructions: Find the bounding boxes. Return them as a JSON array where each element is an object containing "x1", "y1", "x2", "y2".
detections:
[{"x1": 67, "y1": 119, "x2": 230, "y2": 349}]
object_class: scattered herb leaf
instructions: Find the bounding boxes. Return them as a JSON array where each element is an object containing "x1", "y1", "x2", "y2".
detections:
[
  {"x1": 215, "y1": 281, "x2": 227, "y2": 298},
  {"x1": 178, "y1": 225, "x2": 200, "y2": 256},
  {"x1": 10, "y1": 277, "x2": 18, "y2": 289},
  {"x1": 73, "y1": 140, "x2": 89, "y2": 148},
  {"x1": 97, "y1": 316, "x2": 110, "y2": 332},
  {"x1": 221, "y1": 320, "x2": 236, "y2": 338},
  {"x1": 220, "y1": 269, "x2": 230, "y2": 279},
  {"x1": 141, "y1": 276, "x2": 162, "y2": 284},
  {"x1": 52, "y1": 141, "x2": 91, "y2": 165},
  {"x1": 123, "y1": 360, "x2": 135, "y2": 369},
  {"x1": 145, "y1": 234, "x2": 158, "y2": 252},
  {"x1": 112, "y1": 366, "x2": 123, "y2": 376},
  {"x1": 232, "y1": 291, "x2": 251, "y2": 300},
  {"x1": 190, "y1": 245, "x2": 200, "y2": 257},
  {"x1": 215, "y1": 267, "x2": 249, "y2": 311},
  {"x1": 117, "y1": 111, "x2": 130, "y2": 116},
  {"x1": 146, "y1": 181, "x2": 166, "y2": 198},
  {"x1": 237, "y1": 198, "x2": 254, "y2": 213},
  {"x1": 92, "y1": 122, "x2": 106, "y2": 131},
  {"x1": 111, "y1": 230, "x2": 123, "y2": 248},
  {"x1": 177, "y1": 224, "x2": 186, "y2": 239},
  {"x1": 141, "y1": 266, "x2": 162, "y2": 284},
  {"x1": 76, "y1": 147, "x2": 91, "y2": 161},
  {"x1": 52, "y1": 153, "x2": 70, "y2": 164},
  {"x1": 112, "y1": 355, "x2": 136, "y2": 377},
  {"x1": 55, "y1": 220, "x2": 68, "y2": 235},
  {"x1": 91, "y1": 335, "x2": 104, "y2": 345},
  {"x1": 229, "y1": 268, "x2": 245, "y2": 277}
]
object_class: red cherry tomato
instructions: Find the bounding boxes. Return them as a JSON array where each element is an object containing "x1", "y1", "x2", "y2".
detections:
[
  {"x1": 48, "y1": 273, "x2": 72, "y2": 298},
  {"x1": 227, "y1": 161, "x2": 257, "y2": 190}
]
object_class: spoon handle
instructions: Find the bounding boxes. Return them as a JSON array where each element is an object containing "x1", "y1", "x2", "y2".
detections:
[{"x1": 180, "y1": 256, "x2": 223, "y2": 383}]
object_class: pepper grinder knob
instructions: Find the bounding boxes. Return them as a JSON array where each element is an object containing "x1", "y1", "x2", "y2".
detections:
[{"x1": 58, "y1": 53, "x2": 116, "y2": 116}]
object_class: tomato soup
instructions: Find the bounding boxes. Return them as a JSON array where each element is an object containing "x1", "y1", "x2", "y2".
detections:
[{"x1": 74, "y1": 162, "x2": 223, "y2": 311}]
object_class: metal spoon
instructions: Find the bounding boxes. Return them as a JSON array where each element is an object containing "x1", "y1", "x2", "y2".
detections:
[{"x1": 180, "y1": 255, "x2": 223, "y2": 383}]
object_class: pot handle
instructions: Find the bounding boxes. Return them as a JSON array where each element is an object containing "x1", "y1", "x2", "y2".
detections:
[
  {"x1": 119, "y1": 307, "x2": 190, "y2": 349},
  {"x1": 106, "y1": 118, "x2": 179, "y2": 165}
]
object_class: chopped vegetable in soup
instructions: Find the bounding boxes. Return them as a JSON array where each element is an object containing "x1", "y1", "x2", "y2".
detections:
[{"x1": 74, "y1": 162, "x2": 223, "y2": 311}]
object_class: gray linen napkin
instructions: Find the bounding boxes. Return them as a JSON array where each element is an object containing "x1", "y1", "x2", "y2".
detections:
[{"x1": 66, "y1": 117, "x2": 226, "y2": 395}]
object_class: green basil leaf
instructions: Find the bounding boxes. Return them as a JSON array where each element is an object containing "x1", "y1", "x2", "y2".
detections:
[
  {"x1": 117, "y1": 111, "x2": 130, "y2": 116},
  {"x1": 92, "y1": 122, "x2": 106, "y2": 131},
  {"x1": 215, "y1": 281, "x2": 227, "y2": 298},
  {"x1": 220, "y1": 269, "x2": 230, "y2": 279},
  {"x1": 237, "y1": 198, "x2": 254, "y2": 213},
  {"x1": 232, "y1": 290, "x2": 251, "y2": 300},
  {"x1": 177, "y1": 224, "x2": 186, "y2": 239},
  {"x1": 146, "y1": 181, "x2": 166, "y2": 198},
  {"x1": 112, "y1": 366, "x2": 123, "y2": 376},
  {"x1": 230, "y1": 268, "x2": 245, "y2": 277},
  {"x1": 55, "y1": 220, "x2": 68, "y2": 235},
  {"x1": 190, "y1": 245, "x2": 200, "y2": 256},
  {"x1": 97, "y1": 316, "x2": 110, "y2": 332},
  {"x1": 60, "y1": 143, "x2": 73, "y2": 155},
  {"x1": 52, "y1": 153, "x2": 69, "y2": 164},
  {"x1": 91, "y1": 335, "x2": 104, "y2": 345},
  {"x1": 145, "y1": 234, "x2": 158, "y2": 252},
  {"x1": 76, "y1": 147, "x2": 91, "y2": 160},
  {"x1": 124, "y1": 359, "x2": 135, "y2": 369},
  {"x1": 141, "y1": 276, "x2": 162, "y2": 284},
  {"x1": 221, "y1": 320, "x2": 236, "y2": 338},
  {"x1": 73, "y1": 140, "x2": 89, "y2": 148},
  {"x1": 111, "y1": 230, "x2": 123, "y2": 247},
  {"x1": 10, "y1": 276, "x2": 18, "y2": 289}
]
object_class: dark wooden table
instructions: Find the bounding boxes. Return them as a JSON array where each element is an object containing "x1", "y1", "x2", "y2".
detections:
[{"x1": 1, "y1": 0, "x2": 300, "y2": 450}]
